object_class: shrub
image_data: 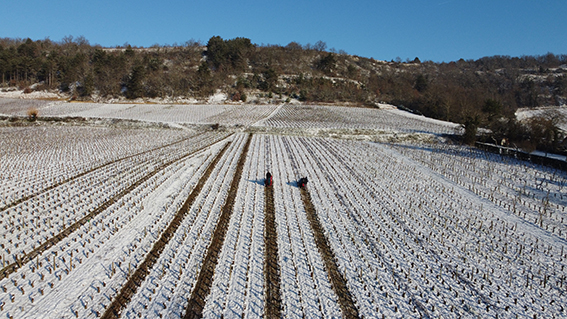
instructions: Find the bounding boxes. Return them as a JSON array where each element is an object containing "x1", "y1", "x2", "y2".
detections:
[
  {"x1": 260, "y1": 68, "x2": 278, "y2": 92},
  {"x1": 315, "y1": 53, "x2": 337, "y2": 75}
]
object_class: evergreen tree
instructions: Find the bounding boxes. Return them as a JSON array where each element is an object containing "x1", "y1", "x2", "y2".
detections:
[
  {"x1": 414, "y1": 74, "x2": 428, "y2": 92},
  {"x1": 125, "y1": 64, "x2": 145, "y2": 99},
  {"x1": 194, "y1": 61, "x2": 213, "y2": 96}
]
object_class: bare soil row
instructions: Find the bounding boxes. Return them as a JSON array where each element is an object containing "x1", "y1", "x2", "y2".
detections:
[
  {"x1": 101, "y1": 141, "x2": 232, "y2": 319},
  {"x1": 0, "y1": 132, "x2": 206, "y2": 214},
  {"x1": 263, "y1": 183, "x2": 282, "y2": 318},
  {"x1": 183, "y1": 134, "x2": 252, "y2": 319},
  {"x1": 0, "y1": 133, "x2": 211, "y2": 280},
  {"x1": 300, "y1": 186, "x2": 360, "y2": 318},
  {"x1": 281, "y1": 136, "x2": 359, "y2": 318}
]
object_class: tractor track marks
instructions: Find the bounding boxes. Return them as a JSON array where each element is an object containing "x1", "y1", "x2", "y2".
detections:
[
  {"x1": 299, "y1": 186, "x2": 360, "y2": 319},
  {"x1": 0, "y1": 132, "x2": 206, "y2": 214},
  {"x1": 0, "y1": 133, "x2": 222, "y2": 280},
  {"x1": 183, "y1": 134, "x2": 252, "y2": 319},
  {"x1": 264, "y1": 184, "x2": 282, "y2": 318},
  {"x1": 101, "y1": 140, "x2": 232, "y2": 319}
]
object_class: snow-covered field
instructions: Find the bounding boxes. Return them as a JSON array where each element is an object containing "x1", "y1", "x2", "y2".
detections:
[
  {"x1": 259, "y1": 104, "x2": 461, "y2": 135},
  {"x1": 1, "y1": 99, "x2": 566, "y2": 318},
  {"x1": 0, "y1": 99, "x2": 279, "y2": 128}
]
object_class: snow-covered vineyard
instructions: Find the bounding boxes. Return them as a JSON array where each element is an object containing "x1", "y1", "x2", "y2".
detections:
[
  {"x1": 1, "y1": 100, "x2": 566, "y2": 318},
  {"x1": 0, "y1": 99, "x2": 279, "y2": 127},
  {"x1": 260, "y1": 104, "x2": 461, "y2": 135}
]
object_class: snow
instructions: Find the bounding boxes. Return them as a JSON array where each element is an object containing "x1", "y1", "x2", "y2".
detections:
[
  {"x1": 530, "y1": 150, "x2": 567, "y2": 162},
  {"x1": 202, "y1": 135, "x2": 266, "y2": 318},
  {"x1": 208, "y1": 92, "x2": 228, "y2": 104},
  {"x1": 260, "y1": 104, "x2": 461, "y2": 135},
  {"x1": 515, "y1": 106, "x2": 567, "y2": 131},
  {"x1": 269, "y1": 135, "x2": 342, "y2": 318},
  {"x1": 0, "y1": 89, "x2": 63, "y2": 100},
  {"x1": 1, "y1": 99, "x2": 566, "y2": 318}
]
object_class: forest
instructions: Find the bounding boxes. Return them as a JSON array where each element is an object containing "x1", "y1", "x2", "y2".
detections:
[{"x1": 1, "y1": 36, "x2": 566, "y2": 152}]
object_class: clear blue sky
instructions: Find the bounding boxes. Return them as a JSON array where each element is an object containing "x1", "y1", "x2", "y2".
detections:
[{"x1": 1, "y1": 0, "x2": 565, "y2": 62}]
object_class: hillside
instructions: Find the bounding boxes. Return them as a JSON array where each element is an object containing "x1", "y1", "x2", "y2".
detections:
[{"x1": 1, "y1": 36, "x2": 567, "y2": 152}]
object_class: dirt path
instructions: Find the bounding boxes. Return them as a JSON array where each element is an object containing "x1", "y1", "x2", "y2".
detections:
[
  {"x1": 0, "y1": 132, "x2": 206, "y2": 214},
  {"x1": 0, "y1": 133, "x2": 220, "y2": 280},
  {"x1": 100, "y1": 141, "x2": 232, "y2": 319},
  {"x1": 299, "y1": 185, "x2": 360, "y2": 319},
  {"x1": 263, "y1": 183, "x2": 282, "y2": 318},
  {"x1": 183, "y1": 134, "x2": 252, "y2": 319}
]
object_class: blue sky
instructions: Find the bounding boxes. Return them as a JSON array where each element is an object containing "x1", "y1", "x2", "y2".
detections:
[{"x1": 1, "y1": 0, "x2": 565, "y2": 62}]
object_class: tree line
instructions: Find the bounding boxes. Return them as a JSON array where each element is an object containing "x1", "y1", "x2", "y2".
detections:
[{"x1": 1, "y1": 36, "x2": 566, "y2": 152}]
